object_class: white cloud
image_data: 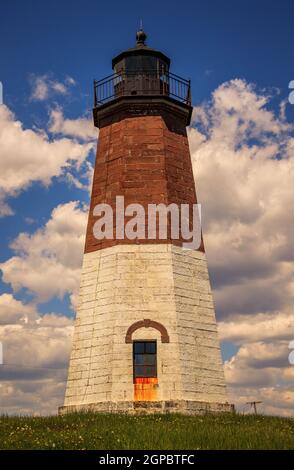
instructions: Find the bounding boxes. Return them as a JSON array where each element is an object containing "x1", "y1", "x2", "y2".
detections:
[
  {"x1": 0, "y1": 201, "x2": 87, "y2": 307},
  {"x1": 0, "y1": 378, "x2": 67, "y2": 416},
  {"x1": 0, "y1": 191, "x2": 14, "y2": 217},
  {"x1": 0, "y1": 293, "x2": 36, "y2": 325},
  {"x1": 219, "y1": 311, "x2": 294, "y2": 344},
  {"x1": 0, "y1": 104, "x2": 94, "y2": 215},
  {"x1": 224, "y1": 341, "x2": 294, "y2": 416},
  {"x1": 31, "y1": 76, "x2": 49, "y2": 101},
  {"x1": 30, "y1": 74, "x2": 76, "y2": 101},
  {"x1": 189, "y1": 79, "x2": 294, "y2": 319},
  {"x1": 189, "y1": 78, "x2": 294, "y2": 416},
  {"x1": 0, "y1": 294, "x2": 73, "y2": 415},
  {"x1": 51, "y1": 82, "x2": 67, "y2": 95},
  {"x1": 49, "y1": 108, "x2": 97, "y2": 141},
  {"x1": 65, "y1": 76, "x2": 76, "y2": 86},
  {"x1": 1, "y1": 313, "x2": 73, "y2": 370},
  {"x1": 1, "y1": 78, "x2": 294, "y2": 416}
]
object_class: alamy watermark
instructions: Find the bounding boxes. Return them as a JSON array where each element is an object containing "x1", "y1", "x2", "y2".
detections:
[
  {"x1": 0, "y1": 81, "x2": 3, "y2": 105},
  {"x1": 92, "y1": 196, "x2": 202, "y2": 250}
]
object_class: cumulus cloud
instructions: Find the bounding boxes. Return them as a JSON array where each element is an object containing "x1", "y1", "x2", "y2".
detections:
[
  {"x1": 49, "y1": 108, "x2": 97, "y2": 141},
  {"x1": 189, "y1": 79, "x2": 294, "y2": 416},
  {"x1": 0, "y1": 293, "x2": 36, "y2": 325},
  {"x1": 30, "y1": 74, "x2": 75, "y2": 101},
  {"x1": 1, "y1": 78, "x2": 294, "y2": 416},
  {"x1": 1, "y1": 314, "x2": 72, "y2": 371},
  {"x1": 0, "y1": 104, "x2": 94, "y2": 215},
  {"x1": 65, "y1": 76, "x2": 76, "y2": 86},
  {"x1": 0, "y1": 201, "x2": 87, "y2": 307},
  {"x1": 0, "y1": 294, "x2": 73, "y2": 415},
  {"x1": 224, "y1": 341, "x2": 294, "y2": 416},
  {"x1": 189, "y1": 79, "x2": 294, "y2": 318},
  {"x1": 219, "y1": 311, "x2": 294, "y2": 344},
  {"x1": 0, "y1": 191, "x2": 14, "y2": 217}
]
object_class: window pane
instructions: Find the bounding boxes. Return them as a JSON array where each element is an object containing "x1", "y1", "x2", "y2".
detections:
[
  {"x1": 134, "y1": 354, "x2": 144, "y2": 365},
  {"x1": 145, "y1": 366, "x2": 156, "y2": 377},
  {"x1": 144, "y1": 354, "x2": 156, "y2": 365},
  {"x1": 135, "y1": 366, "x2": 145, "y2": 377},
  {"x1": 133, "y1": 341, "x2": 157, "y2": 379},
  {"x1": 145, "y1": 342, "x2": 156, "y2": 354},
  {"x1": 134, "y1": 342, "x2": 144, "y2": 354}
]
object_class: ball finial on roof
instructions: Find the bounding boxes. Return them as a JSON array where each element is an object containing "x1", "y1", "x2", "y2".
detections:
[{"x1": 136, "y1": 28, "x2": 147, "y2": 46}]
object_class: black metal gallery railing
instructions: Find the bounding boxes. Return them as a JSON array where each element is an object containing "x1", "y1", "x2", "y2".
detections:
[{"x1": 93, "y1": 70, "x2": 191, "y2": 107}]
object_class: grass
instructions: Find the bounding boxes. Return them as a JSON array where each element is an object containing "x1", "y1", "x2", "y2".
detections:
[{"x1": 0, "y1": 412, "x2": 293, "y2": 450}]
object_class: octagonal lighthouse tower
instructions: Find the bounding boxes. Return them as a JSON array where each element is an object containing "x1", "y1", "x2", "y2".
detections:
[{"x1": 60, "y1": 30, "x2": 233, "y2": 415}]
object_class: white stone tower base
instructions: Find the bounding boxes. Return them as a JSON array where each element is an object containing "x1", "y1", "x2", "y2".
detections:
[{"x1": 59, "y1": 244, "x2": 233, "y2": 415}]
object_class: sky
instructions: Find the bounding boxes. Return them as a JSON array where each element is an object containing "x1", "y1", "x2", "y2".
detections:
[{"x1": 0, "y1": 0, "x2": 294, "y2": 415}]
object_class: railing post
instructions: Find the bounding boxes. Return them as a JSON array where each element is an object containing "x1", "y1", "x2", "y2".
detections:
[
  {"x1": 161, "y1": 65, "x2": 165, "y2": 96},
  {"x1": 187, "y1": 79, "x2": 191, "y2": 105}
]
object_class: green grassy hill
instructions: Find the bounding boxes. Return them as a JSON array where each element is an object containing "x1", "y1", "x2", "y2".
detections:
[{"x1": 0, "y1": 412, "x2": 293, "y2": 450}]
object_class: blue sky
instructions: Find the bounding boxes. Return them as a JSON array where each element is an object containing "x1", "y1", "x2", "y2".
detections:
[
  {"x1": 0, "y1": 0, "x2": 294, "y2": 414},
  {"x1": 0, "y1": 0, "x2": 293, "y2": 254},
  {"x1": 1, "y1": 0, "x2": 294, "y2": 111}
]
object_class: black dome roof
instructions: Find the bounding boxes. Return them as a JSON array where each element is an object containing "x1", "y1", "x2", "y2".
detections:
[{"x1": 112, "y1": 30, "x2": 170, "y2": 69}]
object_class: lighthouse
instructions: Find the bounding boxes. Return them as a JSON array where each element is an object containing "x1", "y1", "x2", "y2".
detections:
[{"x1": 60, "y1": 30, "x2": 233, "y2": 414}]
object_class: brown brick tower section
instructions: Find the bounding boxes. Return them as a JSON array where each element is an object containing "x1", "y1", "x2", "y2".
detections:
[{"x1": 85, "y1": 111, "x2": 202, "y2": 253}]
